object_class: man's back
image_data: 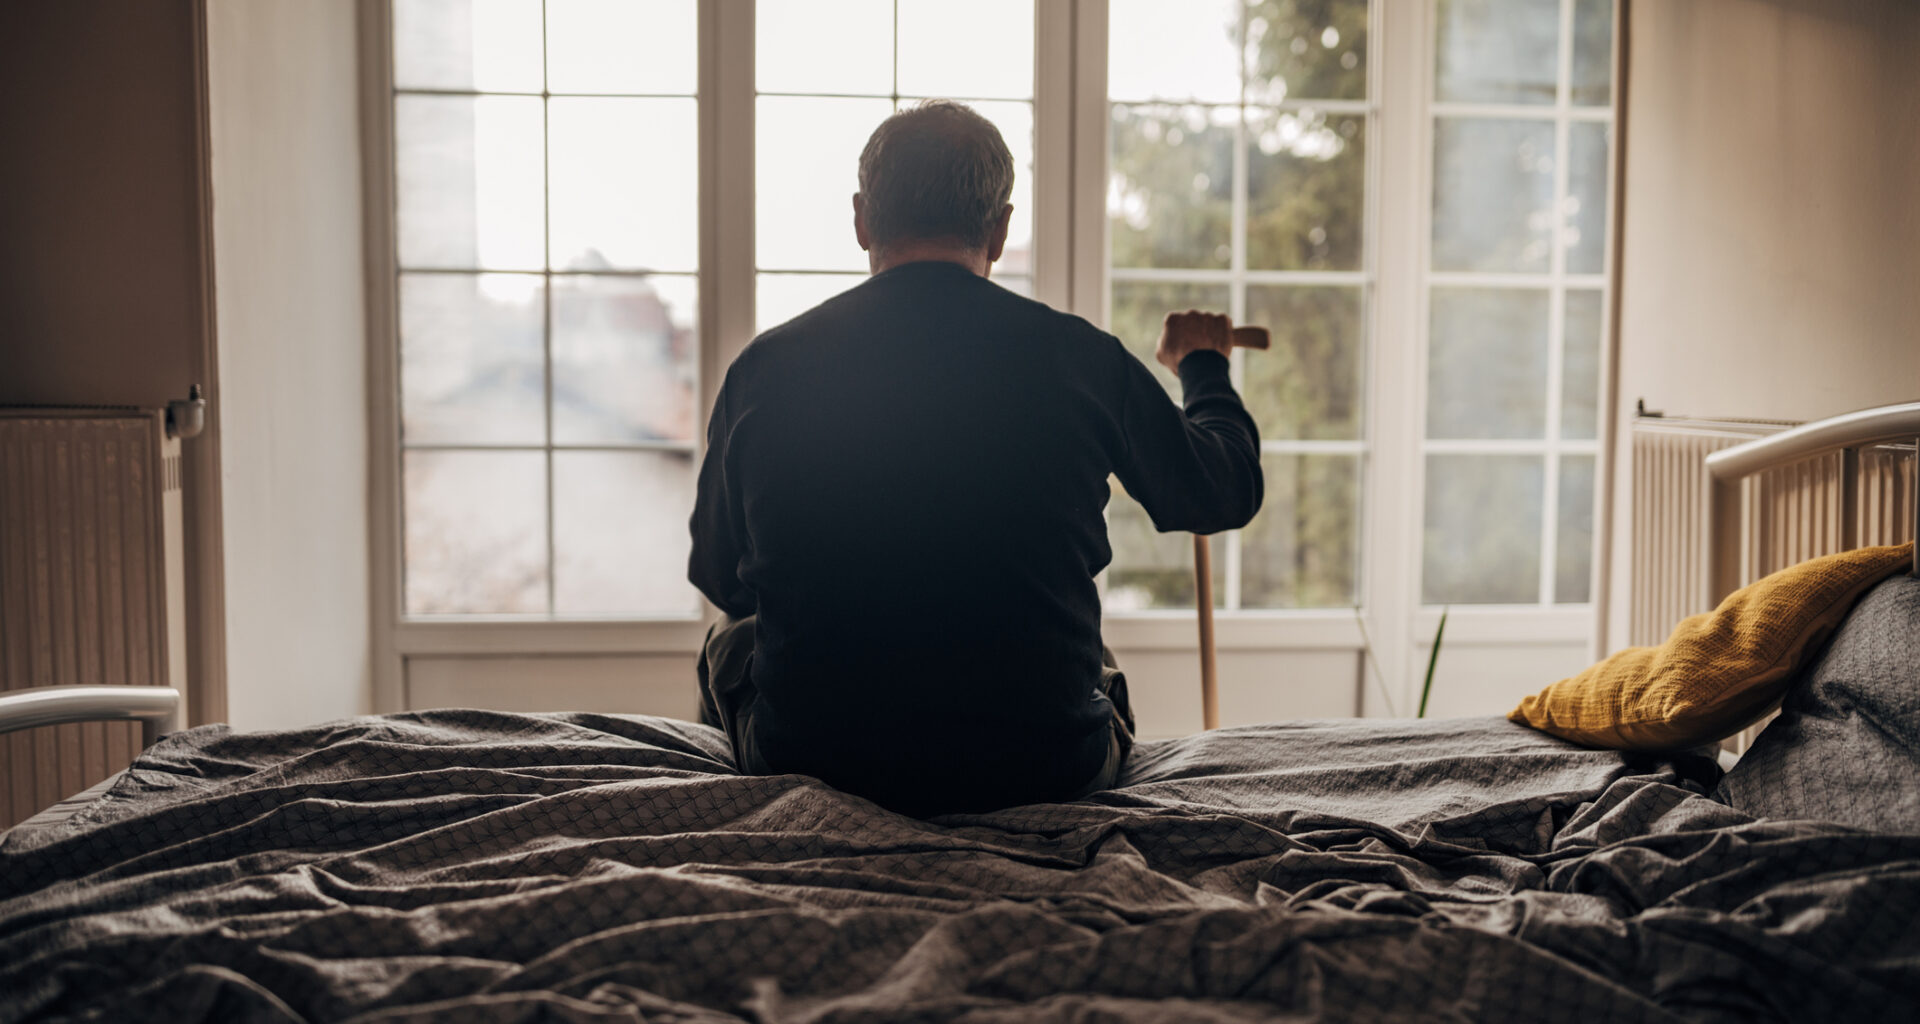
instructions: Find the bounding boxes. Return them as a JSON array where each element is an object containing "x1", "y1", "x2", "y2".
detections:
[{"x1": 690, "y1": 261, "x2": 1261, "y2": 815}]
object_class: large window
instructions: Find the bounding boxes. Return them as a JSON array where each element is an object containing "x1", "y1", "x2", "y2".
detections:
[
  {"x1": 372, "y1": 0, "x2": 1617, "y2": 715},
  {"x1": 1422, "y1": 0, "x2": 1612, "y2": 607},
  {"x1": 390, "y1": 0, "x2": 701, "y2": 617}
]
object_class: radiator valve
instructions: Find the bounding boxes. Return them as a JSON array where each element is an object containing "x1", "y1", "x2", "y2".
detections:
[{"x1": 166, "y1": 385, "x2": 206, "y2": 440}]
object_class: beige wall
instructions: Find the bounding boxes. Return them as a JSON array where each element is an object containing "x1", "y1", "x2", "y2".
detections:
[
  {"x1": 0, "y1": 2, "x2": 212, "y2": 408},
  {"x1": 206, "y1": 0, "x2": 372, "y2": 730},
  {"x1": 1606, "y1": 0, "x2": 1920, "y2": 650}
]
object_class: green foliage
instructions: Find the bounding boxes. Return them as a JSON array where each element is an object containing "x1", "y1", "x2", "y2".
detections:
[{"x1": 1418, "y1": 609, "x2": 1448, "y2": 719}]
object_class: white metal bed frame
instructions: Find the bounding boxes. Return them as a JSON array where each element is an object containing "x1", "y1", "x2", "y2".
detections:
[{"x1": 1704, "y1": 400, "x2": 1920, "y2": 606}]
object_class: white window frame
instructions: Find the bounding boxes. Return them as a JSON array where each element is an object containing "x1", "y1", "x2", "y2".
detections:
[{"x1": 361, "y1": 0, "x2": 1618, "y2": 719}]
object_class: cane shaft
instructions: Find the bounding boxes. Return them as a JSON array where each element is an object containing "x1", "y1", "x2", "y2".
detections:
[{"x1": 1194, "y1": 534, "x2": 1219, "y2": 731}]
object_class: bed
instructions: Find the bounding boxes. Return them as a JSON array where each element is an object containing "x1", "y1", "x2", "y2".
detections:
[{"x1": 3, "y1": 408, "x2": 1916, "y2": 1022}]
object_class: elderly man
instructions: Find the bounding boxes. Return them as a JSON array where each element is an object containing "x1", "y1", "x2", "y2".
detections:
[{"x1": 690, "y1": 101, "x2": 1262, "y2": 817}]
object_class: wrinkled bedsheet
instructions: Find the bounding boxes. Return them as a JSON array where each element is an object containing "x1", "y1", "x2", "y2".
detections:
[{"x1": 2, "y1": 711, "x2": 1917, "y2": 1023}]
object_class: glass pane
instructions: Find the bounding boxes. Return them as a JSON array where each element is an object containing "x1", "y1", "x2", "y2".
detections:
[
  {"x1": 1243, "y1": 286, "x2": 1363, "y2": 440},
  {"x1": 545, "y1": 0, "x2": 696, "y2": 95},
  {"x1": 757, "y1": 273, "x2": 866, "y2": 333},
  {"x1": 995, "y1": 275, "x2": 1033, "y2": 299},
  {"x1": 400, "y1": 273, "x2": 545, "y2": 445},
  {"x1": 1242, "y1": 454, "x2": 1359, "y2": 608},
  {"x1": 1104, "y1": 484, "x2": 1224, "y2": 611},
  {"x1": 1561, "y1": 289, "x2": 1602, "y2": 440},
  {"x1": 756, "y1": 0, "x2": 893, "y2": 95},
  {"x1": 1108, "y1": 281, "x2": 1232, "y2": 403},
  {"x1": 548, "y1": 98, "x2": 699, "y2": 272},
  {"x1": 1423, "y1": 454, "x2": 1542, "y2": 605},
  {"x1": 1244, "y1": 0, "x2": 1369, "y2": 103},
  {"x1": 1566, "y1": 122, "x2": 1610, "y2": 274},
  {"x1": 1434, "y1": 0, "x2": 1560, "y2": 105},
  {"x1": 897, "y1": 0, "x2": 1034, "y2": 100},
  {"x1": 1428, "y1": 288, "x2": 1549, "y2": 439},
  {"x1": 552, "y1": 275, "x2": 698, "y2": 444},
  {"x1": 1109, "y1": 0, "x2": 1241, "y2": 103},
  {"x1": 554, "y1": 451, "x2": 698, "y2": 615},
  {"x1": 1571, "y1": 0, "x2": 1614, "y2": 106},
  {"x1": 405, "y1": 450, "x2": 547, "y2": 615},
  {"x1": 1432, "y1": 117, "x2": 1556, "y2": 273},
  {"x1": 1555, "y1": 455, "x2": 1595, "y2": 603},
  {"x1": 393, "y1": 0, "x2": 543, "y2": 93},
  {"x1": 964, "y1": 101, "x2": 1036, "y2": 278},
  {"x1": 1246, "y1": 110, "x2": 1365, "y2": 271},
  {"x1": 1110, "y1": 104, "x2": 1234, "y2": 270},
  {"x1": 396, "y1": 95, "x2": 545, "y2": 270},
  {"x1": 757, "y1": 97, "x2": 893, "y2": 272}
]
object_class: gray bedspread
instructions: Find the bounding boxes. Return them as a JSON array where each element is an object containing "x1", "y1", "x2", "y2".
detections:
[{"x1": 2, "y1": 712, "x2": 1916, "y2": 1022}]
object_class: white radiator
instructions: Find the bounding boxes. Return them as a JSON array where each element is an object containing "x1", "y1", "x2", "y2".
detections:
[
  {"x1": 1631, "y1": 414, "x2": 1917, "y2": 751},
  {"x1": 0, "y1": 409, "x2": 185, "y2": 828}
]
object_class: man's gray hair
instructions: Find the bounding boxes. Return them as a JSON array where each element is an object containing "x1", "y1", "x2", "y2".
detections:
[{"x1": 857, "y1": 100, "x2": 1015, "y2": 251}]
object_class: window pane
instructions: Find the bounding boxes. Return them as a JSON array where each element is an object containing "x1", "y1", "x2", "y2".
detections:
[
  {"x1": 1110, "y1": 105, "x2": 1234, "y2": 270},
  {"x1": 1434, "y1": 0, "x2": 1559, "y2": 105},
  {"x1": 400, "y1": 273, "x2": 545, "y2": 445},
  {"x1": 1104, "y1": 484, "x2": 1223, "y2": 611},
  {"x1": 554, "y1": 451, "x2": 698, "y2": 615},
  {"x1": 396, "y1": 96, "x2": 545, "y2": 270},
  {"x1": 756, "y1": 0, "x2": 893, "y2": 95},
  {"x1": 1242, "y1": 454, "x2": 1359, "y2": 608},
  {"x1": 1561, "y1": 289, "x2": 1602, "y2": 440},
  {"x1": 552, "y1": 275, "x2": 698, "y2": 444},
  {"x1": 962, "y1": 101, "x2": 1036, "y2": 277},
  {"x1": 1243, "y1": 286, "x2": 1363, "y2": 441},
  {"x1": 757, "y1": 97, "x2": 893, "y2": 272},
  {"x1": 1428, "y1": 287, "x2": 1549, "y2": 439},
  {"x1": 394, "y1": 0, "x2": 543, "y2": 93},
  {"x1": 1244, "y1": 0, "x2": 1369, "y2": 103},
  {"x1": 548, "y1": 98, "x2": 699, "y2": 272},
  {"x1": 1432, "y1": 117, "x2": 1556, "y2": 273},
  {"x1": 1246, "y1": 110, "x2": 1365, "y2": 271},
  {"x1": 1566, "y1": 122, "x2": 1610, "y2": 274},
  {"x1": 1109, "y1": 281, "x2": 1232, "y2": 403},
  {"x1": 405, "y1": 450, "x2": 547, "y2": 614},
  {"x1": 1555, "y1": 455, "x2": 1595, "y2": 603},
  {"x1": 1423, "y1": 454, "x2": 1542, "y2": 605},
  {"x1": 897, "y1": 0, "x2": 1034, "y2": 100},
  {"x1": 545, "y1": 0, "x2": 696, "y2": 95},
  {"x1": 1571, "y1": 0, "x2": 1614, "y2": 106},
  {"x1": 757, "y1": 273, "x2": 866, "y2": 333},
  {"x1": 1109, "y1": 0, "x2": 1241, "y2": 103}
]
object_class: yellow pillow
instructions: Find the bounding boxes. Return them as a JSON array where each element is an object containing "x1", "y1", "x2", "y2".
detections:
[{"x1": 1510, "y1": 543, "x2": 1914, "y2": 750}]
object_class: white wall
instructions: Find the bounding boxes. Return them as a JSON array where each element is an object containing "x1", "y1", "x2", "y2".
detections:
[
  {"x1": 1605, "y1": 0, "x2": 1920, "y2": 652},
  {"x1": 207, "y1": 0, "x2": 372, "y2": 730}
]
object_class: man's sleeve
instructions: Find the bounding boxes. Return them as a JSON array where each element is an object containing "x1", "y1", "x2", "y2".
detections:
[
  {"x1": 1111, "y1": 347, "x2": 1264, "y2": 535},
  {"x1": 688, "y1": 381, "x2": 756, "y2": 618}
]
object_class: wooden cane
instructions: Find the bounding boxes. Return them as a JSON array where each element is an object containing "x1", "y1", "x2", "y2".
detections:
[
  {"x1": 1195, "y1": 324, "x2": 1269, "y2": 731},
  {"x1": 1195, "y1": 534, "x2": 1219, "y2": 730}
]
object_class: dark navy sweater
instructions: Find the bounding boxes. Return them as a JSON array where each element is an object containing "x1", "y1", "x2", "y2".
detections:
[{"x1": 689, "y1": 260, "x2": 1262, "y2": 814}]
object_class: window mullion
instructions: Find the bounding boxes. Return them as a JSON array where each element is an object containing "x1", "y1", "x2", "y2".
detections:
[
  {"x1": 540, "y1": 0, "x2": 557, "y2": 616},
  {"x1": 1068, "y1": 0, "x2": 1109, "y2": 323},
  {"x1": 1032, "y1": 0, "x2": 1075, "y2": 309}
]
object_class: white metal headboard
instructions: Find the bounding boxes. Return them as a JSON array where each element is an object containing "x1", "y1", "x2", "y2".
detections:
[{"x1": 1704, "y1": 401, "x2": 1920, "y2": 606}]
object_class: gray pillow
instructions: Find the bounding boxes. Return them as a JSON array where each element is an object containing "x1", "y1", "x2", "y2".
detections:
[{"x1": 1714, "y1": 572, "x2": 1920, "y2": 830}]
